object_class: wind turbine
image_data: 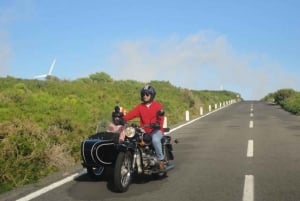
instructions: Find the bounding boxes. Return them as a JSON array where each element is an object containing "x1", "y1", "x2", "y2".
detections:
[{"x1": 33, "y1": 58, "x2": 56, "y2": 79}]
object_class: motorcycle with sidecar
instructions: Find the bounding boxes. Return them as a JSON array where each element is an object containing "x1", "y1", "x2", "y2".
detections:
[{"x1": 81, "y1": 119, "x2": 175, "y2": 192}]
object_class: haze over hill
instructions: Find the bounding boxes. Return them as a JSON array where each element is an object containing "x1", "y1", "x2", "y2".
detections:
[{"x1": 107, "y1": 32, "x2": 299, "y2": 100}]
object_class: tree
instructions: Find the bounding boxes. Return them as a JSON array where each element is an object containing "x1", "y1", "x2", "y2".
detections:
[{"x1": 89, "y1": 72, "x2": 113, "y2": 82}]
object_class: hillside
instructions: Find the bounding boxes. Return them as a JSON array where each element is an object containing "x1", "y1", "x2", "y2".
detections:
[{"x1": 0, "y1": 72, "x2": 240, "y2": 193}]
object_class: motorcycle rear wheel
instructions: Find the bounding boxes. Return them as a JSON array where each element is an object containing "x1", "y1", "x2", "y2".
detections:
[{"x1": 113, "y1": 151, "x2": 133, "y2": 192}]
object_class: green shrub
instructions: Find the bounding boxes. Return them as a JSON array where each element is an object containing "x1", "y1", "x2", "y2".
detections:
[
  {"x1": 282, "y1": 92, "x2": 300, "y2": 115},
  {"x1": 273, "y1": 89, "x2": 296, "y2": 106},
  {"x1": 262, "y1": 89, "x2": 300, "y2": 116}
]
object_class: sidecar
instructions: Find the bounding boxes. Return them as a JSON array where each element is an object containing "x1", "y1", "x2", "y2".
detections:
[{"x1": 81, "y1": 132, "x2": 120, "y2": 179}]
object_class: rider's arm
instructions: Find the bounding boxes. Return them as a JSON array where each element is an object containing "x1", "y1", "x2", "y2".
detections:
[
  {"x1": 155, "y1": 102, "x2": 165, "y2": 133},
  {"x1": 123, "y1": 104, "x2": 140, "y2": 121}
]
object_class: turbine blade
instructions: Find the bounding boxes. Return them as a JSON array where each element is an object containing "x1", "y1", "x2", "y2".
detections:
[
  {"x1": 48, "y1": 59, "x2": 56, "y2": 75},
  {"x1": 33, "y1": 74, "x2": 47, "y2": 78}
]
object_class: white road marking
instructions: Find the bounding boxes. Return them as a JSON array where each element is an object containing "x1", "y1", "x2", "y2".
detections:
[
  {"x1": 243, "y1": 104, "x2": 254, "y2": 201},
  {"x1": 249, "y1": 120, "x2": 253, "y2": 128},
  {"x1": 243, "y1": 175, "x2": 254, "y2": 201},
  {"x1": 247, "y1": 140, "x2": 254, "y2": 157},
  {"x1": 16, "y1": 170, "x2": 86, "y2": 201}
]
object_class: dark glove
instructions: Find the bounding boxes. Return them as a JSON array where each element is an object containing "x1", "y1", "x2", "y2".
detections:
[
  {"x1": 156, "y1": 109, "x2": 165, "y2": 117},
  {"x1": 150, "y1": 122, "x2": 160, "y2": 129}
]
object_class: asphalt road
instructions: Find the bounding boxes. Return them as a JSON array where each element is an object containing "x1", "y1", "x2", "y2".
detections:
[{"x1": 3, "y1": 101, "x2": 300, "y2": 201}]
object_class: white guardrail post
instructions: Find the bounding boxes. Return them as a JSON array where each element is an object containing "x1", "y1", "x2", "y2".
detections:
[
  {"x1": 182, "y1": 99, "x2": 235, "y2": 122},
  {"x1": 163, "y1": 116, "x2": 168, "y2": 128},
  {"x1": 185, "y1": 110, "x2": 190, "y2": 121}
]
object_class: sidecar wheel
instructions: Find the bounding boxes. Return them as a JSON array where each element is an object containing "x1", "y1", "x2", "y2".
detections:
[
  {"x1": 87, "y1": 166, "x2": 105, "y2": 180},
  {"x1": 152, "y1": 171, "x2": 167, "y2": 180},
  {"x1": 113, "y1": 152, "x2": 132, "y2": 192}
]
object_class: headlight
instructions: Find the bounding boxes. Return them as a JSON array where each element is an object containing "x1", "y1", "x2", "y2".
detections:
[{"x1": 125, "y1": 127, "x2": 135, "y2": 138}]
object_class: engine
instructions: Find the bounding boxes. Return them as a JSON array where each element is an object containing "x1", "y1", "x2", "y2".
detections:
[{"x1": 141, "y1": 146, "x2": 158, "y2": 168}]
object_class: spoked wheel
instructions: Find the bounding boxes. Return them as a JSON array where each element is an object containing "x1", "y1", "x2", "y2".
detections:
[
  {"x1": 113, "y1": 151, "x2": 133, "y2": 192},
  {"x1": 87, "y1": 166, "x2": 105, "y2": 180}
]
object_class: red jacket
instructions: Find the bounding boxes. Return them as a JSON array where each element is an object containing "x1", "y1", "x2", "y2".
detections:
[{"x1": 123, "y1": 100, "x2": 164, "y2": 134}]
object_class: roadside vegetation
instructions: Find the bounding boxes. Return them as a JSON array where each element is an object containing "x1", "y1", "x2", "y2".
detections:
[
  {"x1": 262, "y1": 88, "x2": 300, "y2": 115},
  {"x1": 0, "y1": 72, "x2": 239, "y2": 193}
]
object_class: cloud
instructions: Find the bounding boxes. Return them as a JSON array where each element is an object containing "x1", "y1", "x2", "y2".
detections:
[
  {"x1": 108, "y1": 31, "x2": 299, "y2": 100},
  {"x1": 0, "y1": 0, "x2": 34, "y2": 24},
  {"x1": 0, "y1": 4, "x2": 11, "y2": 76},
  {"x1": 0, "y1": 32, "x2": 10, "y2": 76},
  {"x1": 0, "y1": 0, "x2": 35, "y2": 77}
]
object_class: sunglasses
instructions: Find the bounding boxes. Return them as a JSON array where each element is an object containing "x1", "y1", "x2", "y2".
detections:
[{"x1": 142, "y1": 92, "x2": 151, "y2": 97}]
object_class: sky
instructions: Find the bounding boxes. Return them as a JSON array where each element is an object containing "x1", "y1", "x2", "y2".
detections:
[{"x1": 0, "y1": 0, "x2": 299, "y2": 100}]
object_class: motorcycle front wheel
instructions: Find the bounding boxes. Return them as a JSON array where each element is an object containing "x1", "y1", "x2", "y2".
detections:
[{"x1": 113, "y1": 151, "x2": 133, "y2": 192}]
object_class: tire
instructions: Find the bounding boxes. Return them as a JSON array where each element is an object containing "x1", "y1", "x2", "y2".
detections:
[
  {"x1": 87, "y1": 166, "x2": 105, "y2": 180},
  {"x1": 113, "y1": 151, "x2": 133, "y2": 192}
]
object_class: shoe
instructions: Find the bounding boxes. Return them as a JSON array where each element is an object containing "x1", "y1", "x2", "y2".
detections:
[{"x1": 158, "y1": 160, "x2": 166, "y2": 171}]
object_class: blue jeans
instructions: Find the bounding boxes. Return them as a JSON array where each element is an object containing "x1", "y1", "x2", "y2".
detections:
[{"x1": 151, "y1": 130, "x2": 164, "y2": 161}]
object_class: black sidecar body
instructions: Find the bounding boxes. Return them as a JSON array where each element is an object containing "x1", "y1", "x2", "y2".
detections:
[{"x1": 81, "y1": 132, "x2": 120, "y2": 168}]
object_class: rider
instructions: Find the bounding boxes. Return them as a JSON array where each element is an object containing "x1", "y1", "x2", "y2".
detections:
[
  {"x1": 123, "y1": 85, "x2": 166, "y2": 170},
  {"x1": 107, "y1": 106, "x2": 126, "y2": 141}
]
